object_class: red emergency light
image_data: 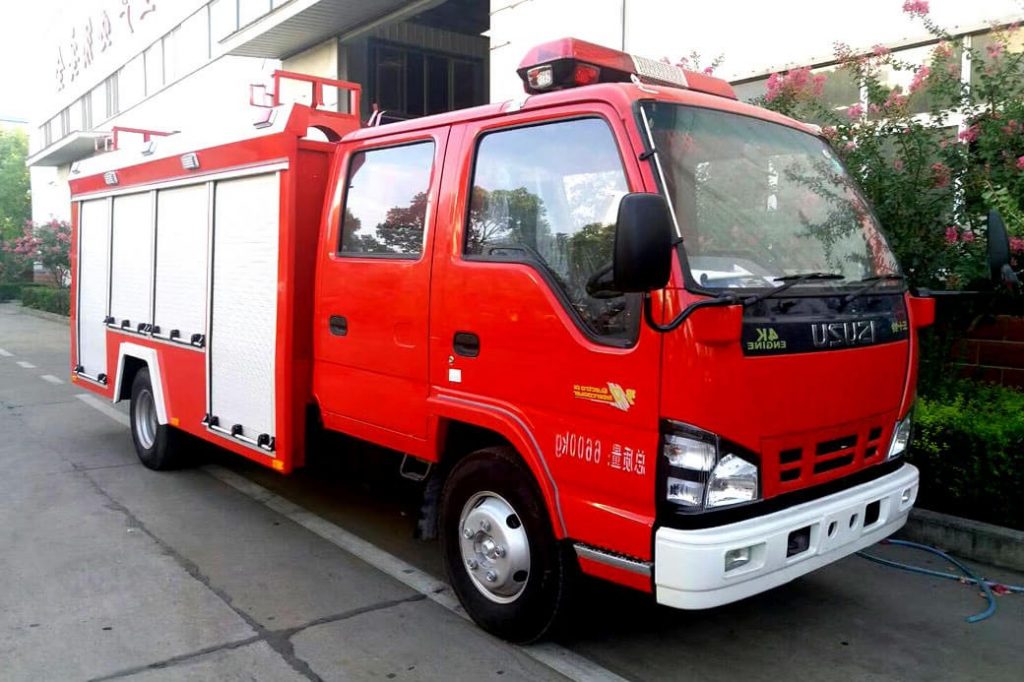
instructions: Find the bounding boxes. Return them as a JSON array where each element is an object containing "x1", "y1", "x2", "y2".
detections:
[{"x1": 516, "y1": 38, "x2": 737, "y2": 100}]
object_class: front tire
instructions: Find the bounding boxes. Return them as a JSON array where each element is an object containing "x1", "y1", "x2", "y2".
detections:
[
  {"x1": 440, "y1": 447, "x2": 574, "y2": 642},
  {"x1": 130, "y1": 368, "x2": 183, "y2": 470}
]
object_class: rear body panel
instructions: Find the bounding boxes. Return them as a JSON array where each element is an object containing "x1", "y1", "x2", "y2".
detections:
[{"x1": 69, "y1": 105, "x2": 357, "y2": 474}]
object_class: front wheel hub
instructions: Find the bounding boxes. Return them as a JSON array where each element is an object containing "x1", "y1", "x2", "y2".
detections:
[{"x1": 458, "y1": 492, "x2": 530, "y2": 603}]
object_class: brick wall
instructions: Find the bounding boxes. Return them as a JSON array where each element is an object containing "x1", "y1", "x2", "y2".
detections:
[{"x1": 957, "y1": 316, "x2": 1024, "y2": 389}]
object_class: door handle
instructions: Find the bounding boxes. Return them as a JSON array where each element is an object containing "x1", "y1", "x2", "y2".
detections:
[
  {"x1": 453, "y1": 331, "x2": 480, "y2": 357},
  {"x1": 329, "y1": 315, "x2": 348, "y2": 336}
]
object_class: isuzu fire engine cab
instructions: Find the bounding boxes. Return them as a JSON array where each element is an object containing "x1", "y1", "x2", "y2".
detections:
[{"x1": 68, "y1": 39, "x2": 933, "y2": 642}]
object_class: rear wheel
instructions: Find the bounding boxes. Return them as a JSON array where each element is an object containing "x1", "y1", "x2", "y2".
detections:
[
  {"x1": 130, "y1": 368, "x2": 184, "y2": 470},
  {"x1": 440, "y1": 447, "x2": 574, "y2": 642}
]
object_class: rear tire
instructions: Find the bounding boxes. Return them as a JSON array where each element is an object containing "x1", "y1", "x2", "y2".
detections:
[
  {"x1": 440, "y1": 446, "x2": 574, "y2": 642},
  {"x1": 130, "y1": 368, "x2": 184, "y2": 470}
]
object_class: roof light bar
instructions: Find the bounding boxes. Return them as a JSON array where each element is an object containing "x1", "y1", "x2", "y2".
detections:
[{"x1": 516, "y1": 37, "x2": 736, "y2": 100}]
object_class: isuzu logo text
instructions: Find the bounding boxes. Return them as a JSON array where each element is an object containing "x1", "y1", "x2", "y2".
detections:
[{"x1": 811, "y1": 320, "x2": 877, "y2": 348}]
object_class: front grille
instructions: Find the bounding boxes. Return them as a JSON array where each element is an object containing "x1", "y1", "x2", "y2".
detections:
[
  {"x1": 762, "y1": 416, "x2": 891, "y2": 496},
  {"x1": 814, "y1": 453, "x2": 854, "y2": 473}
]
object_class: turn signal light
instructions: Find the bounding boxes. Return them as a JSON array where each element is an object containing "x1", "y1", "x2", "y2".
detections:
[{"x1": 573, "y1": 63, "x2": 600, "y2": 86}]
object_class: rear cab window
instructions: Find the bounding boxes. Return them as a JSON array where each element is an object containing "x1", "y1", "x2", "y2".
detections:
[{"x1": 339, "y1": 141, "x2": 435, "y2": 258}]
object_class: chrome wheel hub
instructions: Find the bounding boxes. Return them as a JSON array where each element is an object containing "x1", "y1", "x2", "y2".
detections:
[
  {"x1": 458, "y1": 491, "x2": 530, "y2": 604},
  {"x1": 134, "y1": 388, "x2": 158, "y2": 450}
]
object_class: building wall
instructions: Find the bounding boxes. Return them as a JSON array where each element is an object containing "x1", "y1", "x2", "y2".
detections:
[
  {"x1": 281, "y1": 39, "x2": 341, "y2": 108},
  {"x1": 35, "y1": 0, "x2": 214, "y2": 157},
  {"x1": 30, "y1": 168, "x2": 69, "y2": 223},
  {"x1": 958, "y1": 318, "x2": 1024, "y2": 389}
]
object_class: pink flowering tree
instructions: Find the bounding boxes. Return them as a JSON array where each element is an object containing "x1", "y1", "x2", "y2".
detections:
[
  {"x1": 758, "y1": 1, "x2": 1024, "y2": 289},
  {"x1": 2, "y1": 220, "x2": 72, "y2": 288},
  {"x1": 661, "y1": 52, "x2": 725, "y2": 77}
]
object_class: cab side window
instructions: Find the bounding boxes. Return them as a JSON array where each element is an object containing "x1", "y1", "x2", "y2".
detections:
[
  {"x1": 465, "y1": 118, "x2": 636, "y2": 341},
  {"x1": 340, "y1": 141, "x2": 435, "y2": 257}
]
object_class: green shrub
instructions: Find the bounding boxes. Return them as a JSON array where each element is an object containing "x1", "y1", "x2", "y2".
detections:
[
  {"x1": 21, "y1": 286, "x2": 69, "y2": 316},
  {"x1": 908, "y1": 379, "x2": 1024, "y2": 529},
  {"x1": 0, "y1": 282, "x2": 43, "y2": 301},
  {"x1": 0, "y1": 283, "x2": 22, "y2": 301}
]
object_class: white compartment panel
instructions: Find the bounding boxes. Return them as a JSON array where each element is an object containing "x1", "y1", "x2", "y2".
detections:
[
  {"x1": 77, "y1": 199, "x2": 111, "y2": 378},
  {"x1": 110, "y1": 192, "x2": 154, "y2": 328},
  {"x1": 154, "y1": 185, "x2": 208, "y2": 340},
  {"x1": 210, "y1": 174, "x2": 279, "y2": 441}
]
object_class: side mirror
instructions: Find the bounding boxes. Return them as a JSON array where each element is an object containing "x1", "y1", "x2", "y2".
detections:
[
  {"x1": 987, "y1": 209, "x2": 1020, "y2": 287},
  {"x1": 613, "y1": 193, "x2": 674, "y2": 292}
]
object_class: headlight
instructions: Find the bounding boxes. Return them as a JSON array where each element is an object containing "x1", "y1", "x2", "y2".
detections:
[
  {"x1": 707, "y1": 454, "x2": 759, "y2": 507},
  {"x1": 887, "y1": 412, "x2": 913, "y2": 460},
  {"x1": 662, "y1": 422, "x2": 760, "y2": 512}
]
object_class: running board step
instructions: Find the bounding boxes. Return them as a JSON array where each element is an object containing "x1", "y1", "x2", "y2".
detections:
[
  {"x1": 574, "y1": 543, "x2": 652, "y2": 576},
  {"x1": 399, "y1": 454, "x2": 431, "y2": 482}
]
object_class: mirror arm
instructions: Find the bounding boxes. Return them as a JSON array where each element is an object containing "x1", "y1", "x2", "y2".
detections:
[{"x1": 643, "y1": 292, "x2": 740, "y2": 333}]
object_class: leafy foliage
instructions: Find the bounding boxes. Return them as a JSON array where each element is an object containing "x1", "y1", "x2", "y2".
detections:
[
  {"x1": 3, "y1": 220, "x2": 72, "y2": 287},
  {"x1": 341, "y1": 194, "x2": 427, "y2": 256},
  {"x1": 0, "y1": 129, "x2": 30, "y2": 243},
  {"x1": 757, "y1": 7, "x2": 1024, "y2": 289},
  {"x1": 0, "y1": 282, "x2": 29, "y2": 300},
  {"x1": 20, "y1": 286, "x2": 70, "y2": 316},
  {"x1": 909, "y1": 378, "x2": 1024, "y2": 529}
]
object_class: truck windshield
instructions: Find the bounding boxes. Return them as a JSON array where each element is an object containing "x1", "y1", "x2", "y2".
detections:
[{"x1": 640, "y1": 102, "x2": 900, "y2": 291}]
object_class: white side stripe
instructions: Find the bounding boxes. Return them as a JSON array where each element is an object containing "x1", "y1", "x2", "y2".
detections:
[
  {"x1": 16, "y1": 361, "x2": 36, "y2": 369},
  {"x1": 0, "y1": 348, "x2": 12, "y2": 357},
  {"x1": 40, "y1": 374, "x2": 64, "y2": 385}
]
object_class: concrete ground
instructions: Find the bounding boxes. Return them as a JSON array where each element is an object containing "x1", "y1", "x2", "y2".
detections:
[{"x1": 1, "y1": 301, "x2": 1022, "y2": 681}]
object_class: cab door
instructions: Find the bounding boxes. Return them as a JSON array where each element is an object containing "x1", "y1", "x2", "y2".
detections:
[
  {"x1": 429, "y1": 106, "x2": 663, "y2": 548},
  {"x1": 315, "y1": 127, "x2": 449, "y2": 452}
]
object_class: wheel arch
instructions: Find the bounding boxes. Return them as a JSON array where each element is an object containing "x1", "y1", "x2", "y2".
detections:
[
  {"x1": 431, "y1": 396, "x2": 567, "y2": 538},
  {"x1": 113, "y1": 342, "x2": 168, "y2": 425}
]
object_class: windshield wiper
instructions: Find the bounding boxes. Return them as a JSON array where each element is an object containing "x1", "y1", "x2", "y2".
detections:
[
  {"x1": 743, "y1": 272, "x2": 845, "y2": 306},
  {"x1": 839, "y1": 274, "x2": 904, "y2": 308}
]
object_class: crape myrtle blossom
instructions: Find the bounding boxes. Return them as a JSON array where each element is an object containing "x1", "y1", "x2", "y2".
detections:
[
  {"x1": 909, "y1": 66, "x2": 930, "y2": 93},
  {"x1": 902, "y1": 0, "x2": 929, "y2": 16},
  {"x1": 765, "y1": 67, "x2": 827, "y2": 103}
]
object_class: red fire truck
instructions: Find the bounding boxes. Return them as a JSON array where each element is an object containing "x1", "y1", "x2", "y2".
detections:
[{"x1": 68, "y1": 39, "x2": 933, "y2": 642}]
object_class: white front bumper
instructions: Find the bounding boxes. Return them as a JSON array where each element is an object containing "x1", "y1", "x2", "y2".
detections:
[{"x1": 655, "y1": 463, "x2": 919, "y2": 609}]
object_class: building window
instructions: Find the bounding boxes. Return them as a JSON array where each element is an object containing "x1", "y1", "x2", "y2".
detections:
[
  {"x1": 119, "y1": 55, "x2": 146, "y2": 111},
  {"x1": 105, "y1": 73, "x2": 120, "y2": 118},
  {"x1": 733, "y1": 78, "x2": 768, "y2": 103},
  {"x1": 173, "y1": 8, "x2": 212, "y2": 78},
  {"x1": 339, "y1": 141, "x2": 435, "y2": 257},
  {"x1": 91, "y1": 86, "x2": 105, "y2": 126},
  {"x1": 466, "y1": 118, "x2": 635, "y2": 341},
  {"x1": 209, "y1": 0, "x2": 238, "y2": 42},
  {"x1": 238, "y1": 0, "x2": 272, "y2": 28},
  {"x1": 59, "y1": 108, "x2": 71, "y2": 137},
  {"x1": 42, "y1": 121, "x2": 52, "y2": 148},
  {"x1": 874, "y1": 44, "x2": 960, "y2": 116},
  {"x1": 369, "y1": 41, "x2": 484, "y2": 121},
  {"x1": 972, "y1": 30, "x2": 1023, "y2": 82},
  {"x1": 80, "y1": 95, "x2": 92, "y2": 130},
  {"x1": 145, "y1": 42, "x2": 164, "y2": 96}
]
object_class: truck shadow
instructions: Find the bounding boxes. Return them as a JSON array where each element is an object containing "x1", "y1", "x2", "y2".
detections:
[{"x1": 197, "y1": 432, "x2": 867, "y2": 649}]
